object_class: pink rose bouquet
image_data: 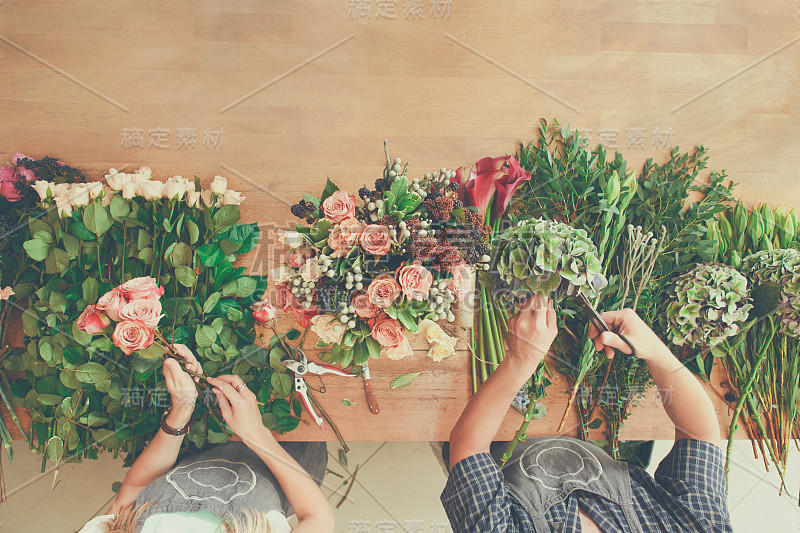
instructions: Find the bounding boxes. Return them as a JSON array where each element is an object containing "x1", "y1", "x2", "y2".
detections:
[{"x1": 277, "y1": 146, "x2": 488, "y2": 367}]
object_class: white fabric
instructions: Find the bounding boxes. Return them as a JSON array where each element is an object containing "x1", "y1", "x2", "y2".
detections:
[{"x1": 77, "y1": 509, "x2": 292, "y2": 533}]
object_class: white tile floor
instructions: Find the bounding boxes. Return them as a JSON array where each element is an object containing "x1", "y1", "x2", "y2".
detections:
[{"x1": 0, "y1": 440, "x2": 797, "y2": 532}]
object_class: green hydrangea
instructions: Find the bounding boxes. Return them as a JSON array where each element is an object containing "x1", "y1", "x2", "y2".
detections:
[
  {"x1": 663, "y1": 263, "x2": 753, "y2": 347},
  {"x1": 742, "y1": 248, "x2": 800, "y2": 337},
  {"x1": 483, "y1": 218, "x2": 607, "y2": 307}
]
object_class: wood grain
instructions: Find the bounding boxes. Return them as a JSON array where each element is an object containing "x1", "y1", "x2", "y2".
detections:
[{"x1": 1, "y1": 0, "x2": 798, "y2": 443}]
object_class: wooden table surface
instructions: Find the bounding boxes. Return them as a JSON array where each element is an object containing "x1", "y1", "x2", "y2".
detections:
[{"x1": 2, "y1": 0, "x2": 796, "y2": 444}]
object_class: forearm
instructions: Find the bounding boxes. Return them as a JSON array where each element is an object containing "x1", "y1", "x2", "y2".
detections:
[
  {"x1": 647, "y1": 348, "x2": 720, "y2": 443},
  {"x1": 448, "y1": 353, "x2": 541, "y2": 468},
  {"x1": 110, "y1": 408, "x2": 191, "y2": 512},
  {"x1": 245, "y1": 430, "x2": 334, "y2": 530}
]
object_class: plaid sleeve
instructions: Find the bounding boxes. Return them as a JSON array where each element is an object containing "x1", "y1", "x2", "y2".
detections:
[
  {"x1": 655, "y1": 439, "x2": 733, "y2": 532},
  {"x1": 440, "y1": 452, "x2": 522, "y2": 532}
]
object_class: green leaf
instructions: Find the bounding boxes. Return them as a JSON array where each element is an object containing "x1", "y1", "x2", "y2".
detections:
[
  {"x1": 137, "y1": 343, "x2": 166, "y2": 359},
  {"x1": 46, "y1": 436, "x2": 64, "y2": 463},
  {"x1": 364, "y1": 336, "x2": 381, "y2": 359},
  {"x1": 61, "y1": 233, "x2": 80, "y2": 258},
  {"x1": 342, "y1": 399, "x2": 355, "y2": 407},
  {"x1": 131, "y1": 353, "x2": 163, "y2": 374},
  {"x1": 162, "y1": 297, "x2": 192, "y2": 320},
  {"x1": 338, "y1": 448, "x2": 348, "y2": 468},
  {"x1": 203, "y1": 291, "x2": 221, "y2": 314},
  {"x1": 587, "y1": 417, "x2": 603, "y2": 430},
  {"x1": 83, "y1": 202, "x2": 112, "y2": 236},
  {"x1": 38, "y1": 394, "x2": 63, "y2": 406},
  {"x1": 75, "y1": 362, "x2": 110, "y2": 384},
  {"x1": 82, "y1": 277, "x2": 99, "y2": 303},
  {"x1": 49, "y1": 291, "x2": 67, "y2": 313},
  {"x1": 213, "y1": 205, "x2": 241, "y2": 230},
  {"x1": 390, "y1": 372, "x2": 422, "y2": 390},
  {"x1": 170, "y1": 242, "x2": 194, "y2": 267},
  {"x1": 175, "y1": 265, "x2": 198, "y2": 288},
  {"x1": 271, "y1": 372, "x2": 293, "y2": 398},
  {"x1": 197, "y1": 243, "x2": 226, "y2": 267},
  {"x1": 195, "y1": 325, "x2": 217, "y2": 347},
  {"x1": 285, "y1": 329, "x2": 301, "y2": 341},
  {"x1": 320, "y1": 178, "x2": 339, "y2": 203},
  {"x1": 186, "y1": 219, "x2": 200, "y2": 244},
  {"x1": 221, "y1": 277, "x2": 257, "y2": 298},
  {"x1": 23, "y1": 238, "x2": 50, "y2": 261},
  {"x1": 109, "y1": 195, "x2": 130, "y2": 220}
]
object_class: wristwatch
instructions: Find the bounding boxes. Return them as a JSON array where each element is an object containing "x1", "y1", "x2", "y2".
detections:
[{"x1": 160, "y1": 408, "x2": 192, "y2": 436}]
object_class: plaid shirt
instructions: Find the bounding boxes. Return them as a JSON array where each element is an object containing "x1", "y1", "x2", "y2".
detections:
[{"x1": 441, "y1": 439, "x2": 733, "y2": 532}]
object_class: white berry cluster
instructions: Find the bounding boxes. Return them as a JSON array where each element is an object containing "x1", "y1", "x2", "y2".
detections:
[
  {"x1": 410, "y1": 176, "x2": 428, "y2": 198},
  {"x1": 289, "y1": 273, "x2": 316, "y2": 308},
  {"x1": 422, "y1": 167, "x2": 457, "y2": 190},
  {"x1": 428, "y1": 280, "x2": 457, "y2": 322}
]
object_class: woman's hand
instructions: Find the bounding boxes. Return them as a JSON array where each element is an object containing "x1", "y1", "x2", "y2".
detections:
[
  {"x1": 506, "y1": 294, "x2": 558, "y2": 365},
  {"x1": 207, "y1": 375, "x2": 270, "y2": 446},
  {"x1": 163, "y1": 344, "x2": 203, "y2": 426},
  {"x1": 587, "y1": 308, "x2": 672, "y2": 363}
]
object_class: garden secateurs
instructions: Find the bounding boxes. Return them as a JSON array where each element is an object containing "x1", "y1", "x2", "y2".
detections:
[{"x1": 281, "y1": 349, "x2": 355, "y2": 426}]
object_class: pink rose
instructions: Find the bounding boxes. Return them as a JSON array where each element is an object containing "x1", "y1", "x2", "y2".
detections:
[
  {"x1": 351, "y1": 292, "x2": 380, "y2": 319},
  {"x1": 76, "y1": 305, "x2": 111, "y2": 335},
  {"x1": 371, "y1": 316, "x2": 404, "y2": 347},
  {"x1": 366, "y1": 274, "x2": 401, "y2": 309},
  {"x1": 251, "y1": 295, "x2": 278, "y2": 324},
  {"x1": 285, "y1": 246, "x2": 314, "y2": 268},
  {"x1": 16, "y1": 166, "x2": 35, "y2": 182},
  {"x1": 360, "y1": 225, "x2": 392, "y2": 256},
  {"x1": 112, "y1": 320, "x2": 155, "y2": 355},
  {"x1": 118, "y1": 298, "x2": 164, "y2": 328},
  {"x1": 329, "y1": 219, "x2": 363, "y2": 258},
  {"x1": 396, "y1": 261, "x2": 433, "y2": 301},
  {"x1": 275, "y1": 283, "x2": 299, "y2": 311},
  {"x1": 96, "y1": 288, "x2": 128, "y2": 322},
  {"x1": 0, "y1": 166, "x2": 23, "y2": 202},
  {"x1": 448, "y1": 262, "x2": 472, "y2": 302},
  {"x1": 291, "y1": 306, "x2": 319, "y2": 329},
  {"x1": 322, "y1": 190, "x2": 357, "y2": 223},
  {"x1": 10, "y1": 153, "x2": 26, "y2": 165},
  {"x1": 119, "y1": 276, "x2": 164, "y2": 301}
]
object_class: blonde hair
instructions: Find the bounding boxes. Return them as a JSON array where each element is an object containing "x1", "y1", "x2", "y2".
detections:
[{"x1": 105, "y1": 501, "x2": 275, "y2": 533}]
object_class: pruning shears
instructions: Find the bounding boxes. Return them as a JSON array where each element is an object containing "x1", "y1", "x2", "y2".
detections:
[
  {"x1": 575, "y1": 292, "x2": 637, "y2": 357},
  {"x1": 281, "y1": 349, "x2": 356, "y2": 426}
]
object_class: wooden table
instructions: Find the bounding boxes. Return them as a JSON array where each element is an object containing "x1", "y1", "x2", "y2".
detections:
[{"x1": 1, "y1": 308, "x2": 744, "y2": 444}]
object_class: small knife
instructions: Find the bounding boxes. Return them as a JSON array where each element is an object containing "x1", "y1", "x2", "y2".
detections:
[{"x1": 362, "y1": 360, "x2": 380, "y2": 415}]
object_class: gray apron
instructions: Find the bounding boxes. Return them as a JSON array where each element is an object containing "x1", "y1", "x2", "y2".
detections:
[
  {"x1": 133, "y1": 441, "x2": 327, "y2": 532},
  {"x1": 500, "y1": 437, "x2": 645, "y2": 533}
]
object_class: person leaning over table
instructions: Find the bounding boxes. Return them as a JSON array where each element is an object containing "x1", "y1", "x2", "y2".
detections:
[
  {"x1": 441, "y1": 295, "x2": 733, "y2": 533},
  {"x1": 77, "y1": 344, "x2": 335, "y2": 533}
]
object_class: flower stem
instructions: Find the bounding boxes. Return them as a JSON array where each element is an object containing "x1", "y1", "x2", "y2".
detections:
[
  {"x1": 725, "y1": 317, "x2": 776, "y2": 487},
  {"x1": 499, "y1": 371, "x2": 544, "y2": 467},
  {"x1": 307, "y1": 389, "x2": 348, "y2": 453}
]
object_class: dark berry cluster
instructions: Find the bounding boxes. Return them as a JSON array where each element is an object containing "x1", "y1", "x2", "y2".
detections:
[
  {"x1": 358, "y1": 186, "x2": 371, "y2": 199},
  {"x1": 374, "y1": 178, "x2": 388, "y2": 192},
  {"x1": 290, "y1": 199, "x2": 316, "y2": 219},
  {"x1": 316, "y1": 282, "x2": 350, "y2": 313},
  {"x1": 448, "y1": 181, "x2": 460, "y2": 192}
]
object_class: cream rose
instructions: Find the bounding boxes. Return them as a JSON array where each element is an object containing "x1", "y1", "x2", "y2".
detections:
[
  {"x1": 222, "y1": 189, "x2": 245, "y2": 205},
  {"x1": 185, "y1": 190, "x2": 201, "y2": 208},
  {"x1": 351, "y1": 292, "x2": 380, "y2": 319},
  {"x1": 278, "y1": 230, "x2": 304, "y2": 249},
  {"x1": 427, "y1": 342, "x2": 455, "y2": 362},
  {"x1": 138, "y1": 180, "x2": 165, "y2": 200},
  {"x1": 86, "y1": 181, "x2": 104, "y2": 199},
  {"x1": 322, "y1": 190, "x2": 357, "y2": 223},
  {"x1": 54, "y1": 196, "x2": 73, "y2": 218},
  {"x1": 163, "y1": 176, "x2": 189, "y2": 200},
  {"x1": 397, "y1": 261, "x2": 433, "y2": 301},
  {"x1": 105, "y1": 169, "x2": 132, "y2": 191},
  {"x1": 31, "y1": 180, "x2": 53, "y2": 201},
  {"x1": 285, "y1": 246, "x2": 313, "y2": 268},
  {"x1": 310, "y1": 314, "x2": 346, "y2": 345},
  {"x1": 419, "y1": 319, "x2": 457, "y2": 347},
  {"x1": 118, "y1": 298, "x2": 164, "y2": 328},
  {"x1": 381, "y1": 337, "x2": 413, "y2": 360},
  {"x1": 210, "y1": 175, "x2": 227, "y2": 195},
  {"x1": 112, "y1": 320, "x2": 155, "y2": 355},
  {"x1": 96, "y1": 288, "x2": 128, "y2": 322},
  {"x1": 69, "y1": 184, "x2": 91, "y2": 207},
  {"x1": 371, "y1": 316, "x2": 404, "y2": 347},
  {"x1": 366, "y1": 274, "x2": 401, "y2": 308},
  {"x1": 119, "y1": 276, "x2": 164, "y2": 301},
  {"x1": 360, "y1": 224, "x2": 392, "y2": 256},
  {"x1": 122, "y1": 181, "x2": 137, "y2": 200}
]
